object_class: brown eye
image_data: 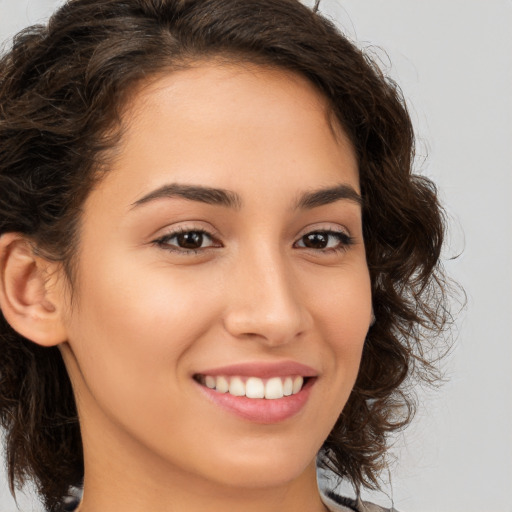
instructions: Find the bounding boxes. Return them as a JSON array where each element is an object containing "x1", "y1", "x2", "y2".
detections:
[
  {"x1": 154, "y1": 229, "x2": 219, "y2": 252},
  {"x1": 294, "y1": 230, "x2": 354, "y2": 252},
  {"x1": 176, "y1": 231, "x2": 205, "y2": 249},
  {"x1": 302, "y1": 232, "x2": 329, "y2": 249}
]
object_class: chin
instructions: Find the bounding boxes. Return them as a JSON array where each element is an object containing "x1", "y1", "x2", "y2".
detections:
[{"x1": 195, "y1": 442, "x2": 318, "y2": 490}]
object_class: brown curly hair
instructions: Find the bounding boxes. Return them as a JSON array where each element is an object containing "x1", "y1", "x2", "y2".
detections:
[{"x1": 0, "y1": 0, "x2": 450, "y2": 510}]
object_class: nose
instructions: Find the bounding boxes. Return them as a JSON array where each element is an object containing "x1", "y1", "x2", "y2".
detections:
[{"x1": 223, "y1": 247, "x2": 311, "y2": 347}]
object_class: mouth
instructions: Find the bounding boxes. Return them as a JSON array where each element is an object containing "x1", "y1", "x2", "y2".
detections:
[
  {"x1": 194, "y1": 374, "x2": 309, "y2": 400},
  {"x1": 193, "y1": 361, "x2": 317, "y2": 423}
]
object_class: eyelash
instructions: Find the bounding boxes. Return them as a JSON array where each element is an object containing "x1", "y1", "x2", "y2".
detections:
[
  {"x1": 293, "y1": 230, "x2": 354, "y2": 253},
  {"x1": 152, "y1": 228, "x2": 220, "y2": 255},
  {"x1": 152, "y1": 228, "x2": 354, "y2": 255}
]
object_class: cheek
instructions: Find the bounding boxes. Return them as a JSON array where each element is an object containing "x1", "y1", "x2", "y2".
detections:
[
  {"x1": 307, "y1": 262, "x2": 371, "y2": 383},
  {"x1": 64, "y1": 255, "x2": 223, "y2": 409},
  {"x1": 311, "y1": 264, "x2": 371, "y2": 337}
]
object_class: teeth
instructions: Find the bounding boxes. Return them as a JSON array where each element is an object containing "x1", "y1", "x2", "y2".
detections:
[
  {"x1": 229, "y1": 377, "x2": 245, "y2": 397},
  {"x1": 205, "y1": 375, "x2": 216, "y2": 389},
  {"x1": 283, "y1": 377, "x2": 293, "y2": 396},
  {"x1": 199, "y1": 375, "x2": 306, "y2": 399},
  {"x1": 216, "y1": 376, "x2": 229, "y2": 394},
  {"x1": 246, "y1": 377, "x2": 265, "y2": 398},
  {"x1": 265, "y1": 377, "x2": 283, "y2": 399},
  {"x1": 292, "y1": 376, "x2": 303, "y2": 394}
]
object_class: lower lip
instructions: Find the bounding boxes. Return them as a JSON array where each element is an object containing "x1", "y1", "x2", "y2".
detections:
[{"x1": 196, "y1": 379, "x2": 315, "y2": 424}]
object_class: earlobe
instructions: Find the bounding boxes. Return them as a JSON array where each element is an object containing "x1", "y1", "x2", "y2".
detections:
[{"x1": 0, "y1": 233, "x2": 68, "y2": 346}]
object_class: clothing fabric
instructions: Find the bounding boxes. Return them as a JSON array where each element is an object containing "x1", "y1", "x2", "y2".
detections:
[
  {"x1": 63, "y1": 488, "x2": 395, "y2": 512},
  {"x1": 321, "y1": 489, "x2": 396, "y2": 512}
]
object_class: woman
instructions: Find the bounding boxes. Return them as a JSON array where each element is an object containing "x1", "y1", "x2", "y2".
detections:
[{"x1": 0, "y1": 1, "x2": 449, "y2": 511}]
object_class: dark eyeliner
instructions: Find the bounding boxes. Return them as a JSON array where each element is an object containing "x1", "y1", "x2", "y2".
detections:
[
  {"x1": 294, "y1": 229, "x2": 355, "y2": 253},
  {"x1": 324, "y1": 231, "x2": 355, "y2": 252},
  {"x1": 152, "y1": 228, "x2": 220, "y2": 255}
]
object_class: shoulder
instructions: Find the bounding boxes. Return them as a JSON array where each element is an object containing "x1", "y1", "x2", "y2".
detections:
[{"x1": 321, "y1": 489, "x2": 399, "y2": 512}]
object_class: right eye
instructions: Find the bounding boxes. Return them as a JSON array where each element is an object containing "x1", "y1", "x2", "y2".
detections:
[{"x1": 153, "y1": 229, "x2": 221, "y2": 253}]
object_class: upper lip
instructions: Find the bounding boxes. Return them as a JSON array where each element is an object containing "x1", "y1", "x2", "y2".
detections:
[{"x1": 195, "y1": 360, "x2": 318, "y2": 379}]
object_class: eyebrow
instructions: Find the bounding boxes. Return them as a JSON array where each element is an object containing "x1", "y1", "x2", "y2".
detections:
[
  {"x1": 131, "y1": 182, "x2": 362, "y2": 211},
  {"x1": 295, "y1": 184, "x2": 363, "y2": 209},
  {"x1": 131, "y1": 183, "x2": 242, "y2": 209}
]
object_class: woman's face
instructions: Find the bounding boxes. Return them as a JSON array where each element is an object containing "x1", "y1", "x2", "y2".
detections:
[{"x1": 58, "y1": 63, "x2": 372, "y2": 491}]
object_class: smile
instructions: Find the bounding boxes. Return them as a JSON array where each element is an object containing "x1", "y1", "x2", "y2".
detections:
[
  {"x1": 195, "y1": 374, "x2": 305, "y2": 399},
  {"x1": 193, "y1": 361, "x2": 317, "y2": 423}
]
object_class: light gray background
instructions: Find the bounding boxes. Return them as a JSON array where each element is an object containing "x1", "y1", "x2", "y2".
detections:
[{"x1": 1, "y1": 1, "x2": 511, "y2": 511}]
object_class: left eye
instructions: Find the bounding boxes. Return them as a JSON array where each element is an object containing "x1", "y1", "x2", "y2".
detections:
[
  {"x1": 294, "y1": 231, "x2": 352, "y2": 250},
  {"x1": 155, "y1": 230, "x2": 217, "y2": 251}
]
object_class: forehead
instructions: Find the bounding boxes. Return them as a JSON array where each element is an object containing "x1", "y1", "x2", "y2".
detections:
[
  {"x1": 94, "y1": 62, "x2": 359, "y2": 207},
  {"x1": 130, "y1": 61, "x2": 332, "y2": 122}
]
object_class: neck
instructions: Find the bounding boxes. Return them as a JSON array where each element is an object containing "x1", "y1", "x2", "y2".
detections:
[
  {"x1": 78, "y1": 459, "x2": 327, "y2": 512},
  {"x1": 76, "y1": 412, "x2": 328, "y2": 512}
]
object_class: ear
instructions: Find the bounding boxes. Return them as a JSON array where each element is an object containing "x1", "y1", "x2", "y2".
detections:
[{"x1": 0, "y1": 233, "x2": 68, "y2": 346}]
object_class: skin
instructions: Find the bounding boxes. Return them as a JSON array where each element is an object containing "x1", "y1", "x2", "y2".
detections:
[{"x1": 51, "y1": 63, "x2": 372, "y2": 512}]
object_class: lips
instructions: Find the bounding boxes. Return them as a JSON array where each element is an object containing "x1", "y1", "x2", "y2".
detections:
[
  {"x1": 193, "y1": 361, "x2": 317, "y2": 423},
  {"x1": 195, "y1": 374, "x2": 305, "y2": 399}
]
